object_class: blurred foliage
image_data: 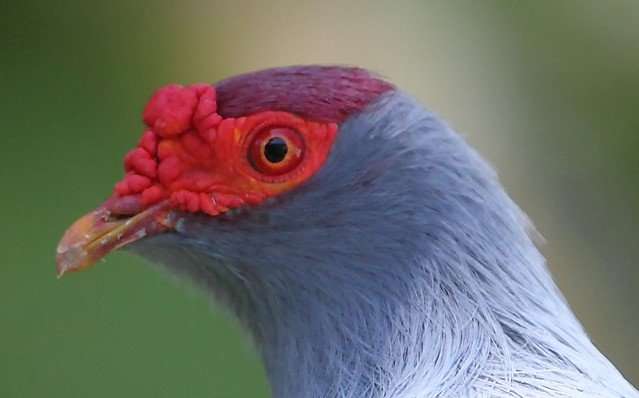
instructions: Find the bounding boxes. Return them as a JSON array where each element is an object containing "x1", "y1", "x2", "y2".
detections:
[{"x1": 1, "y1": 1, "x2": 637, "y2": 397}]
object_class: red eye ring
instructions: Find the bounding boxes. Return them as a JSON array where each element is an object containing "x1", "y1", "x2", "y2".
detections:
[{"x1": 248, "y1": 126, "x2": 305, "y2": 176}]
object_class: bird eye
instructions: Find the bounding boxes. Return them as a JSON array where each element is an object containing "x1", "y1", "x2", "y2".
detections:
[{"x1": 248, "y1": 126, "x2": 304, "y2": 176}]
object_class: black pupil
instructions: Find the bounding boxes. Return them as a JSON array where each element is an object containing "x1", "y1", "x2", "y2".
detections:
[{"x1": 264, "y1": 137, "x2": 288, "y2": 163}]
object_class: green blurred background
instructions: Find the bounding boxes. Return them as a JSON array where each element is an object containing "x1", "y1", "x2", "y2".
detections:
[{"x1": 1, "y1": 1, "x2": 637, "y2": 396}]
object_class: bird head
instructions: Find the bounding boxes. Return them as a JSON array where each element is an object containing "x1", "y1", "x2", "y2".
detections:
[{"x1": 56, "y1": 66, "x2": 395, "y2": 278}]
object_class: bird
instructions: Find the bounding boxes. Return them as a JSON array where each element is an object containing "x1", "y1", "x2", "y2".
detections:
[{"x1": 56, "y1": 65, "x2": 638, "y2": 398}]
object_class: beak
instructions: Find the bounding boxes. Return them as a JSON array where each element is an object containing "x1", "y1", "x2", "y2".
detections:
[{"x1": 55, "y1": 199, "x2": 175, "y2": 277}]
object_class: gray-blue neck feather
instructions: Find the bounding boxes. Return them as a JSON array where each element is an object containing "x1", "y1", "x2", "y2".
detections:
[{"x1": 128, "y1": 92, "x2": 637, "y2": 397}]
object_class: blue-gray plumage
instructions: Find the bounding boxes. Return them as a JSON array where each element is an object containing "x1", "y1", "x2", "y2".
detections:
[{"x1": 62, "y1": 66, "x2": 639, "y2": 397}]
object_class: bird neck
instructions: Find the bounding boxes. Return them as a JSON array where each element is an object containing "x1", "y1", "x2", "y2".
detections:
[
  {"x1": 247, "y1": 246, "x2": 634, "y2": 398},
  {"x1": 237, "y1": 92, "x2": 637, "y2": 397},
  {"x1": 239, "y1": 130, "x2": 634, "y2": 396}
]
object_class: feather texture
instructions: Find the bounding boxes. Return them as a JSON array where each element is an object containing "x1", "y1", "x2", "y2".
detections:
[{"x1": 128, "y1": 91, "x2": 638, "y2": 398}]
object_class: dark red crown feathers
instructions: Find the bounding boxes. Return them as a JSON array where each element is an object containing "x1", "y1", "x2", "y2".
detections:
[{"x1": 215, "y1": 65, "x2": 394, "y2": 123}]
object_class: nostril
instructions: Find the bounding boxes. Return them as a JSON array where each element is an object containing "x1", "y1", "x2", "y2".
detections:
[{"x1": 104, "y1": 212, "x2": 131, "y2": 223}]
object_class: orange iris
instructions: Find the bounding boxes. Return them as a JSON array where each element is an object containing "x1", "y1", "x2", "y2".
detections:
[{"x1": 248, "y1": 126, "x2": 305, "y2": 176}]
